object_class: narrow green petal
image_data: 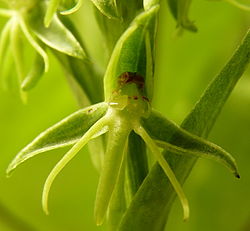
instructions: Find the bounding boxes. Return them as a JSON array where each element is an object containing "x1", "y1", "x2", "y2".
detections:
[
  {"x1": 0, "y1": 9, "x2": 13, "y2": 17},
  {"x1": 60, "y1": 0, "x2": 82, "y2": 15},
  {"x1": 155, "y1": 140, "x2": 239, "y2": 178},
  {"x1": 19, "y1": 17, "x2": 49, "y2": 72},
  {"x1": 224, "y1": 0, "x2": 250, "y2": 11},
  {"x1": 44, "y1": 0, "x2": 61, "y2": 27},
  {"x1": 10, "y1": 19, "x2": 27, "y2": 103},
  {"x1": 42, "y1": 115, "x2": 109, "y2": 214},
  {"x1": 7, "y1": 103, "x2": 108, "y2": 176},
  {"x1": 94, "y1": 122, "x2": 130, "y2": 225},
  {"x1": 21, "y1": 53, "x2": 45, "y2": 91},
  {"x1": 135, "y1": 125, "x2": 189, "y2": 221},
  {"x1": 0, "y1": 19, "x2": 12, "y2": 71},
  {"x1": 0, "y1": 45, "x2": 12, "y2": 90},
  {"x1": 142, "y1": 110, "x2": 240, "y2": 178}
]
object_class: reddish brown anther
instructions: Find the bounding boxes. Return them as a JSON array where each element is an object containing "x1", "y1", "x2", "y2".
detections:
[{"x1": 118, "y1": 72, "x2": 145, "y2": 89}]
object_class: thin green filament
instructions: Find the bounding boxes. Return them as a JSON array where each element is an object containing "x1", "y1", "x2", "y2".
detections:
[
  {"x1": 42, "y1": 116, "x2": 110, "y2": 214},
  {"x1": 0, "y1": 19, "x2": 12, "y2": 69},
  {"x1": 0, "y1": 9, "x2": 13, "y2": 17},
  {"x1": 94, "y1": 121, "x2": 130, "y2": 225},
  {"x1": 224, "y1": 0, "x2": 250, "y2": 11},
  {"x1": 19, "y1": 16, "x2": 49, "y2": 72},
  {"x1": 135, "y1": 124, "x2": 190, "y2": 221},
  {"x1": 10, "y1": 19, "x2": 27, "y2": 103}
]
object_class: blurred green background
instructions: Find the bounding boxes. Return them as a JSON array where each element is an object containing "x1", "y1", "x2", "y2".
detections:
[{"x1": 0, "y1": 0, "x2": 250, "y2": 230}]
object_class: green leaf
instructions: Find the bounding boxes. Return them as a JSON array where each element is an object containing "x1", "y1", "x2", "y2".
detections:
[
  {"x1": 26, "y1": 3, "x2": 86, "y2": 59},
  {"x1": 142, "y1": 110, "x2": 239, "y2": 177},
  {"x1": 104, "y1": 5, "x2": 159, "y2": 100},
  {"x1": 90, "y1": 0, "x2": 119, "y2": 19},
  {"x1": 21, "y1": 53, "x2": 45, "y2": 91},
  {"x1": 7, "y1": 102, "x2": 108, "y2": 176},
  {"x1": 119, "y1": 29, "x2": 250, "y2": 231}
]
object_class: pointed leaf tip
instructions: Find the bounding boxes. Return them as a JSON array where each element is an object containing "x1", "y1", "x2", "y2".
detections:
[
  {"x1": 44, "y1": 0, "x2": 61, "y2": 28},
  {"x1": 21, "y1": 54, "x2": 45, "y2": 91}
]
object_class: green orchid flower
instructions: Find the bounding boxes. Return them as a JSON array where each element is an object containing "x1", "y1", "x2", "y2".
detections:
[
  {"x1": 6, "y1": 2, "x2": 240, "y2": 227},
  {"x1": 0, "y1": 0, "x2": 85, "y2": 97}
]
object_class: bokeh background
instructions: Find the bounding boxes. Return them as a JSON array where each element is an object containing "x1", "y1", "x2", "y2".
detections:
[{"x1": 0, "y1": 0, "x2": 250, "y2": 230}]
